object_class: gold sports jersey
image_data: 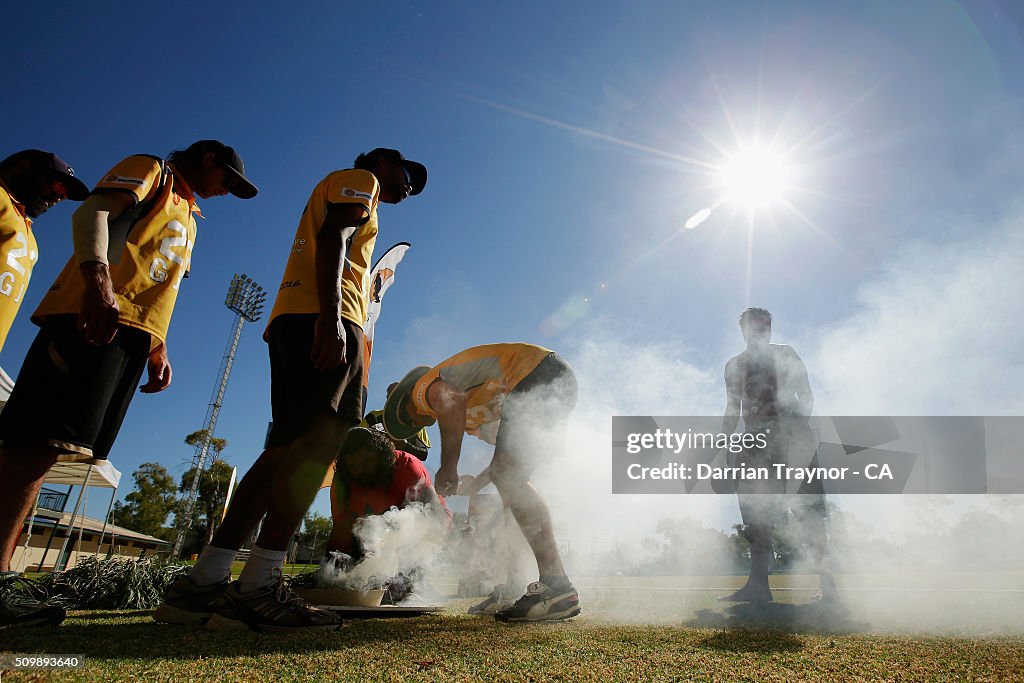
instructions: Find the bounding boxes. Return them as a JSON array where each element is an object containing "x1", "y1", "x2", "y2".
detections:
[
  {"x1": 33, "y1": 155, "x2": 200, "y2": 348},
  {"x1": 266, "y1": 169, "x2": 380, "y2": 333},
  {"x1": 411, "y1": 343, "x2": 553, "y2": 433},
  {"x1": 0, "y1": 182, "x2": 39, "y2": 353}
]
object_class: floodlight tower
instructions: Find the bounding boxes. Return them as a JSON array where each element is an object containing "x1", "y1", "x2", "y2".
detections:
[{"x1": 173, "y1": 274, "x2": 267, "y2": 558}]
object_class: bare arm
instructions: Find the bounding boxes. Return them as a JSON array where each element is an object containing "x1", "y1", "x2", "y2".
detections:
[
  {"x1": 785, "y1": 347, "x2": 814, "y2": 417},
  {"x1": 310, "y1": 203, "x2": 365, "y2": 370},
  {"x1": 721, "y1": 357, "x2": 742, "y2": 435},
  {"x1": 458, "y1": 465, "x2": 492, "y2": 496},
  {"x1": 427, "y1": 379, "x2": 468, "y2": 495},
  {"x1": 72, "y1": 193, "x2": 134, "y2": 345},
  {"x1": 408, "y1": 482, "x2": 452, "y2": 526}
]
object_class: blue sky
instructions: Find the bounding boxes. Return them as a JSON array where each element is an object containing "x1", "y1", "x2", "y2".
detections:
[{"x1": 5, "y1": 1, "x2": 1024, "y2": 533}]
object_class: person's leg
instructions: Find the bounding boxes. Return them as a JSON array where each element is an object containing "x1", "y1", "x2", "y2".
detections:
[
  {"x1": 0, "y1": 320, "x2": 147, "y2": 627},
  {"x1": 0, "y1": 319, "x2": 148, "y2": 573},
  {"x1": 490, "y1": 462, "x2": 564, "y2": 579},
  {"x1": 175, "y1": 446, "x2": 290, "y2": 590},
  {"x1": 490, "y1": 358, "x2": 577, "y2": 582},
  {"x1": 745, "y1": 521, "x2": 774, "y2": 594},
  {"x1": 246, "y1": 415, "x2": 354, "y2": 560},
  {"x1": 792, "y1": 484, "x2": 836, "y2": 600},
  {"x1": 720, "y1": 492, "x2": 775, "y2": 602},
  {"x1": 790, "y1": 436, "x2": 838, "y2": 601},
  {"x1": 174, "y1": 323, "x2": 302, "y2": 595},
  {"x1": 205, "y1": 317, "x2": 363, "y2": 632},
  {"x1": 491, "y1": 356, "x2": 581, "y2": 622},
  {"x1": 0, "y1": 450, "x2": 58, "y2": 572},
  {"x1": 210, "y1": 447, "x2": 289, "y2": 550}
]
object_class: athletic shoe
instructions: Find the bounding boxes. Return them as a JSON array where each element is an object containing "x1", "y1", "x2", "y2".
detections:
[
  {"x1": 153, "y1": 575, "x2": 229, "y2": 625},
  {"x1": 0, "y1": 575, "x2": 66, "y2": 629},
  {"x1": 494, "y1": 581, "x2": 581, "y2": 623},
  {"x1": 468, "y1": 588, "x2": 509, "y2": 615},
  {"x1": 206, "y1": 576, "x2": 342, "y2": 632}
]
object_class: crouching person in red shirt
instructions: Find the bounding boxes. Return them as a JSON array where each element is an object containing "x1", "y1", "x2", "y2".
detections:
[{"x1": 325, "y1": 426, "x2": 450, "y2": 602}]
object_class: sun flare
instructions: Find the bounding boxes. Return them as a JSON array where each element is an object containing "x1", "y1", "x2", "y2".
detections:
[{"x1": 717, "y1": 145, "x2": 794, "y2": 208}]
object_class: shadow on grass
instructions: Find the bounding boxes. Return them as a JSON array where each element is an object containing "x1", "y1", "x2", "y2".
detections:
[
  {"x1": 698, "y1": 628, "x2": 804, "y2": 653},
  {"x1": 686, "y1": 599, "x2": 869, "y2": 639},
  {"x1": 1, "y1": 611, "x2": 454, "y2": 660}
]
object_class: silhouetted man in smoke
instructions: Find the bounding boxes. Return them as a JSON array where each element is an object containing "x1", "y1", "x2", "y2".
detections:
[{"x1": 717, "y1": 307, "x2": 835, "y2": 603}]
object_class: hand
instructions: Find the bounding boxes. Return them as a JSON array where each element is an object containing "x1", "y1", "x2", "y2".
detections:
[
  {"x1": 78, "y1": 262, "x2": 119, "y2": 345},
  {"x1": 310, "y1": 314, "x2": 347, "y2": 371},
  {"x1": 324, "y1": 551, "x2": 353, "y2": 573},
  {"x1": 435, "y1": 465, "x2": 459, "y2": 496},
  {"x1": 139, "y1": 346, "x2": 172, "y2": 393},
  {"x1": 457, "y1": 475, "x2": 483, "y2": 496}
]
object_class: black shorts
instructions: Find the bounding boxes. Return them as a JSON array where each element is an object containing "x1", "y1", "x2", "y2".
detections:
[
  {"x1": 265, "y1": 314, "x2": 365, "y2": 449},
  {"x1": 493, "y1": 352, "x2": 578, "y2": 475},
  {"x1": 0, "y1": 315, "x2": 150, "y2": 461}
]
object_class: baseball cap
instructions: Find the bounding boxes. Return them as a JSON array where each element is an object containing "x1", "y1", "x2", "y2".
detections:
[
  {"x1": 367, "y1": 148, "x2": 427, "y2": 195},
  {"x1": 183, "y1": 140, "x2": 259, "y2": 199},
  {"x1": 3, "y1": 150, "x2": 90, "y2": 200}
]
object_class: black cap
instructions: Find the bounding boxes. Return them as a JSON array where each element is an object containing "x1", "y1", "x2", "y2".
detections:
[
  {"x1": 367, "y1": 148, "x2": 427, "y2": 195},
  {"x1": 183, "y1": 140, "x2": 258, "y2": 199},
  {"x1": 2, "y1": 150, "x2": 90, "y2": 201}
]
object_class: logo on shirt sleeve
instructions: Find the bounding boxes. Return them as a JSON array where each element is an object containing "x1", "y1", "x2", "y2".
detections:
[
  {"x1": 342, "y1": 188, "x2": 373, "y2": 201},
  {"x1": 104, "y1": 175, "x2": 146, "y2": 186}
]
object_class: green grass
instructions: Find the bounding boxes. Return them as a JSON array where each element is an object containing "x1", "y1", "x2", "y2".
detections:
[{"x1": 3, "y1": 576, "x2": 1023, "y2": 681}]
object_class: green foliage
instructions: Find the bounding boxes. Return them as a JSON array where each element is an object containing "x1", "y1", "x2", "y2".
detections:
[
  {"x1": 299, "y1": 512, "x2": 333, "y2": 559},
  {"x1": 35, "y1": 556, "x2": 189, "y2": 609},
  {"x1": 178, "y1": 459, "x2": 235, "y2": 547},
  {"x1": 184, "y1": 429, "x2": 228, "y2": 458},
  {"x1": 109, "y1": 462, "x2": 179, "y2": 538}
]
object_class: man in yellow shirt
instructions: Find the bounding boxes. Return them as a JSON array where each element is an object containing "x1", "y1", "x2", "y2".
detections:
[
  {"x1": 0, "y1": 140, "x2": 256, "y2": 628},
  {"x1": 0, "y1": 150, "x2": 89, "y2": 352},
  {"x1": 382, "y1": 343, "x2": 581, "y2": 622},
  {"x1": 158, "y1": 148, "x2": 426, "y2": 632}
]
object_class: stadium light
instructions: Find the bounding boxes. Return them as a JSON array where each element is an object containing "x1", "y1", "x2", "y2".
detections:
[{"x1": 173, "y1": 274, "x2": 267, "y2": 558}]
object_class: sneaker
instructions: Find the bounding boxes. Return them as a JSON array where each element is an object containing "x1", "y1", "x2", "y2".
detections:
[
  {"x1": 494, "y1": 581, "x2": 581, "y2": 623},
  {"x1": 206, "y1": 574, "x2": 342, "y2": 632},
  {"x1": 153, "y1": 575, "x2": 229, "y2": 625},
  {"x1": 468, "y1": 588, "x2": 509, "y2": 615},
  {"x1": 0, "y1": 575, "x2": 66, "y2": 629}
]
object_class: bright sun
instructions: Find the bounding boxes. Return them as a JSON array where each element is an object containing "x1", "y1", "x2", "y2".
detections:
[{"x1": 718, "y1": 145, "x2": 793, "y2": 208}]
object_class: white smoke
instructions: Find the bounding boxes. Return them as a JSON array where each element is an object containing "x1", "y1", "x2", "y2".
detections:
[
  {"x1": 317, "y1": 502, "x2": 448, "y2": 592},
  {"x1": 806, "y1": 213, "x2": 1024, "y2": 416}
]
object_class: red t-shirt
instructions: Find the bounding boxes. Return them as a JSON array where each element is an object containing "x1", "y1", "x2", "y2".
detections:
[{"x1": 346, "y1": 451, "x2": 450, "y2": 520}]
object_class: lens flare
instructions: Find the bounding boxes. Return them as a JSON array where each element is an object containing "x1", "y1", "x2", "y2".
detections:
[{"x1": 718, "y1": 145, "x2": 793, "y2": 208}]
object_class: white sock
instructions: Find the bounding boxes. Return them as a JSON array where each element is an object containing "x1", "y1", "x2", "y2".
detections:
[
  {"x1": 188, "y1": 545, "x2": 236, "y2": 586},
  {"x1": 237, "y1": 546, "x2": 288, "y2": 593}
]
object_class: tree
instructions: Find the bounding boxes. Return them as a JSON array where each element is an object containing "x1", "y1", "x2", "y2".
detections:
[
  {"x1": 298, "y1": 512, "x2": 333, "y2": 562},
  {"x1": 179, "y1": 459, "x2": 235, "y2": 549},
  {"x1": 110, "y1": 462, "x2": 179, "y2": 538},
  {"x1": 184, "y1": 429, "x2": 228, "y2": 461}
]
